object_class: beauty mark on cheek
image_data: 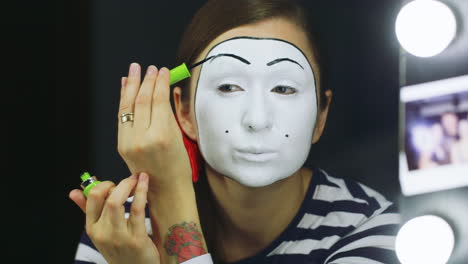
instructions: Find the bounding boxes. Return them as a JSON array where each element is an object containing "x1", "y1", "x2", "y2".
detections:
[{"x1": 221, "y1": 129, "x2": 290, "y2": 137}]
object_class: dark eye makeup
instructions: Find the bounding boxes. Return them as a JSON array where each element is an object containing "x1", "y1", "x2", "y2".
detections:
[
  {"x1": 271, "y1": 85, "x2": 297, "y2": 94},
  {"x1": 217, "y1": 84, "x2": 244, "y2": 93},
  {"x1": 217, "y1": 84, "x2": 297, "y2": 95}
]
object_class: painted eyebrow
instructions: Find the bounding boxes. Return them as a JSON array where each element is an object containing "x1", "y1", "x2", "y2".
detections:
[
  {"x1": 266, "y1": 58, "x2": 304, "y2": 70},
  {"x1": 210, "y1": 53, "x2": 251, "y2": 64},
  {"x1": 189, "y1": 53, "x2": 250, "y2": 69}
]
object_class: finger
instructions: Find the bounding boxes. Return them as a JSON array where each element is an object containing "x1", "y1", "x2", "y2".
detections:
[
  {"x1": 134, "y1": 65, "x2": 158, "y2": 130},
  {"x1": 120, "y1": 76, "x2": 128, "y2": 98},
  {"x1": 86, "y1": 181, "x2": 116, "y2": 225},
  {"x1": 118, "y1": 63, "x2": 141, "y2": 129},
  {"x1": 69, "y1": 189, "x2": 86, "y2": 213},
  {"x1": 128, "y1": 172, "x2": 149, "y2": 236},
  {"x1": 153, "y1": 67, "x2": 171, "y2": 106},
  {"x1": 151, "y1": 67, "x2": 172, "y2": 129},
  {"x1": 117, "y1": 66, "x2": 138, "y2": 159},
  {"x1": 91, "y1": 176, "x2": 118, "y2": 196},
  {"x1": 101, "y1": 174, "x2": 138, "y2": 228}
]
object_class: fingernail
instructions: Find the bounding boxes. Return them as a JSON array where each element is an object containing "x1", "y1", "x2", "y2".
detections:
[
  {"x1": 159, "y1": 67, "x2": 167, "y2": 76},
  {"x1": 130, "y1": 63, "x2": 139, "y2": 75},
  {"x1": 139, "y1": 173, "x2": 148, "y2": 182},
  {"x1": 130, "y1": 174, "x2": 138, "y2": 179},
  {"x1": 146, "y1": 65, "x2": 157, "y2": 76},
  {"x1": 121, "y1": 77, "x2": 127, "y2": 87}
]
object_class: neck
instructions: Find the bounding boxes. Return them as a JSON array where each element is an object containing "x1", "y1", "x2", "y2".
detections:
[{"x1": 204, "y1": 165, "x2": 313, "y2": 263}]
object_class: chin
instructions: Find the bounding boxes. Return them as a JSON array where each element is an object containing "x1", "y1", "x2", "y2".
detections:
[{"x1": 229, "y1": 172, "x2": 288, "y2": 188}]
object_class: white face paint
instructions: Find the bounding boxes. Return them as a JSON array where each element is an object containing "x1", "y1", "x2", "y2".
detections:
[{"x1": 194, "y1": 37, "x2": 317, "y2": 187}]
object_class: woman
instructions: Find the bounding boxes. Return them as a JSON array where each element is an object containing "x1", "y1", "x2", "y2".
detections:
[{"x1": 70, "y1": 0, "x2": 400, "y2": 263}]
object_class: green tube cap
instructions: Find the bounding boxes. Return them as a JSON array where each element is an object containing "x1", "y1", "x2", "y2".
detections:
[
  {"x1": 80, "y1": 172, "x2": 101, "y2": 198},
  {"x1": 83, "y1": 181, "x2": 101, "y2": 197},
  {"x1": 80, "y1": 171, "x2": 92, "y2": 182},
  {"x1": 169, "y1": 63, "x2": 191, "y2": 85}
]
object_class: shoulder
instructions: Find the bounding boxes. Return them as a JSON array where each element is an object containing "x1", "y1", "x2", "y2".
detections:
[
  {"x1": 312, "y1": 169, "x2": 401, "y2": 263},
  {"x1": 311, "y1": 168, "x2": 399, "y2": 219}
]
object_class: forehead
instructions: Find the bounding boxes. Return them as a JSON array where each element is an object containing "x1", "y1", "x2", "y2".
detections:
[{"x1": 204, "y1": 37, "x2": 311, "y2": 66}]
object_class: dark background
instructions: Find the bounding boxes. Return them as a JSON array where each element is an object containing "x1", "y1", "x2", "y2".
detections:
[{"x1": 5, "y1": 0, "x2": 467, "y2": 263}]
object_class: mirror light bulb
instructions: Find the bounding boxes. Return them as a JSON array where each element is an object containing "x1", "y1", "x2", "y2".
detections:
[
  {"x1": 395, "y1": 0, "x2": 457, "y2": 57},
  {"x1": 395, "y1": 215, "x2": 455, "y2": 264}
]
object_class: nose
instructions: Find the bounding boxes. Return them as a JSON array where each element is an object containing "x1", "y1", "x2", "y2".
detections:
[{"x1": 241, "y1": 91, "x2": 273, "y2": 132}]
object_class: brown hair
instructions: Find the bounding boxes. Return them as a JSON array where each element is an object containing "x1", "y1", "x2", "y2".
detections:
[
  {"x1": 175, "y1": 0, "x2": 327, "y2": 110},
  {"x1": 174, "y1": 0, "x2": 326, "y2": 261}
]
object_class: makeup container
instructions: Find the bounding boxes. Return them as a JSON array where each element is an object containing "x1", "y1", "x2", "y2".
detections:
[{"x1": 80, "y1": 172, "x2": 101, "y2": 198}]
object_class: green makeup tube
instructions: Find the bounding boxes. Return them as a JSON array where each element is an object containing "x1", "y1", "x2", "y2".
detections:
[
  {"x1": 80, "y1": 172, "x2": 101, "y2": 198},
  {"x1": 169, "y1": 63, "x2": 191, "y2": 85}
]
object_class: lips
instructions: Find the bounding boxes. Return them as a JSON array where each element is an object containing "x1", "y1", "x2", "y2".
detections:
[
  {"x1": 234, "y1": 147, "x2": 278, "y2": 162},
  {"x1": 236, "y1": 147, "x2": 276, "y2": 154}
]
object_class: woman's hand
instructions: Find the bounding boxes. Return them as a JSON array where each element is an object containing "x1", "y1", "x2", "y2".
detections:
[
  {"x1": 117, "y1": 63, "x2": 193, "y2": 193},
  {"x1": 69, "y1": 173, "x2": 160, "y2": 264}
]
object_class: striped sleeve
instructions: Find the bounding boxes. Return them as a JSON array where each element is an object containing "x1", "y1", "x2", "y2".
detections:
[
  {"x1": 73, "y1": 231, "x2": 108, "y2": 264},
  {"x1": 323, "y1": 177, "x2": 401, "y2": 264}
]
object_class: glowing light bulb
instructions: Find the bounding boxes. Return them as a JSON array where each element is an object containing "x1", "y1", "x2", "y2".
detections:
[
  {"x1": 395, "y1": 215, "x2": 455, "y2": 264},
  {"x1": 395, "y1": 0, "x2": 457, "y2": 57}
]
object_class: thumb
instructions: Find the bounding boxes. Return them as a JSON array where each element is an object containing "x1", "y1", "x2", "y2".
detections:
[{"x1": 69, "y1": 189, "x2": 86, "y2": 213}]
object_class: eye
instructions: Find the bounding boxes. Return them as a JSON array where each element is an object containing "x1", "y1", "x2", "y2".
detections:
[
  {"x1": 217, "y1": 84, "x2": 244, "y2": 93},
  {"x1": 271, "y1": 85, "x2": 297, "y2": 95}
]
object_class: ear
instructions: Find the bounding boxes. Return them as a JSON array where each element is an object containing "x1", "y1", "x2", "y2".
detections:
[
  {"x1": 312, "y1": 89, "x2": 332, "y2": 144},
  {"x1": 173, "y1": 86, "x2": 198, "y2": 142}
]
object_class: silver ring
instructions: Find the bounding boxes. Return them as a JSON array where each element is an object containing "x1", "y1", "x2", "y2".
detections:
[{"x1": 121, "y1": 112, "x2": 134, "y2": 124}]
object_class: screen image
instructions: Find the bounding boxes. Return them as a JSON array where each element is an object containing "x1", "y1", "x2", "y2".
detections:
[{"x1": 399, "y1": 75, "x2": 468, "y2": 196}]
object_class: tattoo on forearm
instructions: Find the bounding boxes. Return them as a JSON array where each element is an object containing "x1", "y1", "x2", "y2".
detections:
[{"x1": 164, "y1": 221, "x2": 207, "y2": 263}]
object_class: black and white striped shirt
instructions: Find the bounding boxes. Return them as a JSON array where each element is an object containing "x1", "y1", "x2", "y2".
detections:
[{"x1": 74, "y1": 167, "x2": 401, "y2": 264}]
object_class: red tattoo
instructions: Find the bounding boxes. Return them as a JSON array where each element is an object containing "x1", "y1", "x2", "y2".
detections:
[{"x1": 164, "y1": 221, "x2": 207, "y2": 263}]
